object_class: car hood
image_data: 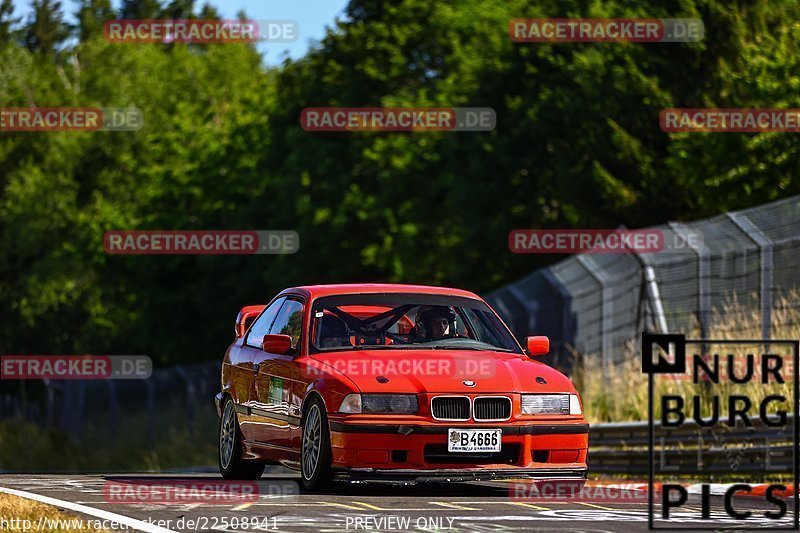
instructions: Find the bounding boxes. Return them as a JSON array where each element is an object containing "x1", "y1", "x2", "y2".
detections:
[{"x1": 309, "y1": 349, "x2": 576, "y2": 394}]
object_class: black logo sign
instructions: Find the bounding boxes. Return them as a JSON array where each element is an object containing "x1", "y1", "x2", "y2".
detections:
[
  {"x1": 642, "y1": 332, "x2": 686, "y2": 375},
  {"x1": 642, "y1": 332, "x2": 799, "y2": 530}
]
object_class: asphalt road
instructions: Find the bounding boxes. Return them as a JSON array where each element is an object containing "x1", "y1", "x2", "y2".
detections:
[{"x1": 0, "y1": 474, "x2": 795, "y2": 532}]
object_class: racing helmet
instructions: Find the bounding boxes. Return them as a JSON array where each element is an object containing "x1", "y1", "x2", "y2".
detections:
[{"x1": 415, "y1": 305, "x2": 457, "y2": 339}]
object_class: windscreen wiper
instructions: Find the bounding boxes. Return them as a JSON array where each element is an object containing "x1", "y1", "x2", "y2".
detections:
[{"x1": 431, "y1": 345, "x2": 484, "y2": 350}]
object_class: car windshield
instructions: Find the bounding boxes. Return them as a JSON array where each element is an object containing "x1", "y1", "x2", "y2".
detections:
[{"x1": 310, "y1": 293, "x2": 521, "y2": 353}]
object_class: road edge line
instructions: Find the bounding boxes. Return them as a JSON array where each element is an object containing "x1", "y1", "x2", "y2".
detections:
[{"x1": 0, "y1": 485, "x2": 179, "y2": 533}]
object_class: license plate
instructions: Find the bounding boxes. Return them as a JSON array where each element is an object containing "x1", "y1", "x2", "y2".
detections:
[{"x1": 447, "y1": 428, "x2": 502, "y2": 452}]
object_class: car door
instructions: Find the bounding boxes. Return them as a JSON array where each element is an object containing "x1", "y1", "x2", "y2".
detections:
[
  {"x1": 235, "y1": 296, "x2": 285, "y2": 442},
  {"x1": 251, "y1": 297, "x2": 306, "y2": 450}
]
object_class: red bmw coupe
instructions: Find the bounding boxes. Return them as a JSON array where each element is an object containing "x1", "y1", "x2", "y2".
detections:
[{"x1": 215, "y1": 284, "x2": 588, "y2": 490}]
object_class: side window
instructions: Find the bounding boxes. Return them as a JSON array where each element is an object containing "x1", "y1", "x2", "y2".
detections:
[
  {"x1": 269, "y1": 299, "x2": 304, "y2": 351},
  {"x1": 461, "y1": 308, "x2": 490, "y2": 341},
  {"x1": 246, "y1": 297, "x2": 286, "y2": 348},
  {"x1": 454, "y1": 311, "x2": 471, "y2": 338}
]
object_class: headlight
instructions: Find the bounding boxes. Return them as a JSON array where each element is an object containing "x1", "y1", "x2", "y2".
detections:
[
  {"x1": 363, "y1": 394, "x2": 418, "y2": 414},
  {"x1": 338, "y1": 394, "x2": 418, "y2": 414},
  {"x1": 569, "y1": 394, "x2": 582, "y2": 415},
  {"x1": 522, "y1": 394, "x2": 581, "y2": 415},
  {"x1": 339, "y1": 393, "x2": 362, "y2": 413}
]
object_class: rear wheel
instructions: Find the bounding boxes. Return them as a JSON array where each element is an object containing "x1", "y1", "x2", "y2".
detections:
[
  {"x1": 300, "y1": 398, "x2": 333, "y2": 491},
  {"x1": 218, "y1": 397, "x2": 265, "y2": 479}
]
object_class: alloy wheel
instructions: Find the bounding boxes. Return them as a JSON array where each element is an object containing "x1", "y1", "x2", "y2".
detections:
[{"x1": 302, "y1": 404, "x2": 322, "y2": 480}]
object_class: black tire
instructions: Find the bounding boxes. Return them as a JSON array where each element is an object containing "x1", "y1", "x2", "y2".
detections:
[
  {"x1": 218, "y1": 397, "x2": 266, "y2": 480},
  {"x1": 300, "y1": 397, "x2": 333, "y2": 491}
]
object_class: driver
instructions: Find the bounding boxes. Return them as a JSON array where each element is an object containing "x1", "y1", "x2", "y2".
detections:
[{"x1": 415, "y1": 306, "x2": 457, "y2": 341}]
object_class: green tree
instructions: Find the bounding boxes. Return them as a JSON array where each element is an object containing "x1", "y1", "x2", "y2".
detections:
[
  {"x1": 74, "y1": 0, "x2": 114, "y2": 41},
  {"x1": 1, "y1": 0, "x2": 800, "y2": 364},
  {"x1": 119, "y1": 0, "x2": 161, "y2": 19},
  {"x1": 160, "y1": 0, "x2": 195, "y2": 19},
  {"x1": 24, "y1": 0, "x2": 69, "y2": 55},
  {"x1": 197, "y1": 2, "x2": 219, "y2": 20},
  {"x1": 0, "y1": 0, "x2": 21, "y2": 44}
]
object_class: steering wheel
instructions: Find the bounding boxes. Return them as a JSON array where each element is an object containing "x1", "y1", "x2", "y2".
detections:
[{"x1": 386, "y1": 332, "x2": 410, "y2": 344}]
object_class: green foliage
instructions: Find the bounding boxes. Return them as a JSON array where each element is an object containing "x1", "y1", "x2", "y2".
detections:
[
  {"x1": 24, "y1": 0, "x2": 70, "y2": 55},
  {"x1": 119, "y1": 0, "x2": 162, "y2": 20},
  {"x1": 0, "y1": 0, "x2": 21, "y2": 44},
  {"x1": 74, "y1": 0, "x2": 114, "y2": 42},
  {"x1": 1, "y1": 0, "x2": 799, "y2": 363}
]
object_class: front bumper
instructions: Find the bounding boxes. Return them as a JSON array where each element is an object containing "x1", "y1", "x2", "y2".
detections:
[
  {"x1": 329, "y1": 420, "x2": 589, "y2": 473},
  {"x1": 335, "y1": 466, "x2": 587, "y2": 485}
]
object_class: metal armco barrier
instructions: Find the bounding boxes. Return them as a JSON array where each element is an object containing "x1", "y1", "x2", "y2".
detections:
[{"x1": 589, "y1": 415, "x2": 795, "y2": 474}]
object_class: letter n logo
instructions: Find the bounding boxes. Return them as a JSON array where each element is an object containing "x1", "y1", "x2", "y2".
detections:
[{"x1": 642, "y1": 332, "x2": 686, "y2": 375}]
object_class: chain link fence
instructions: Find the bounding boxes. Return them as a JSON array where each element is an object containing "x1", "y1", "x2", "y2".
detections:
[{"x1": 487, "y1": 195, "x2": 800, "y2": 374}]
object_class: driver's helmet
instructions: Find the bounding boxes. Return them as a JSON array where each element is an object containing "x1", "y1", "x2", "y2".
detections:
[{"x1": 415, "y1": 305, "x2": 457, "y2": 340}]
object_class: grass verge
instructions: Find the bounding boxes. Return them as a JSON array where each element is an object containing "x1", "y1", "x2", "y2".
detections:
[
  {"x1": 574, "y1": 289, "x2": 800, "y2": 424},
  {"x1": 0, "y1": 493, "x2": 107, "y2": 532}
]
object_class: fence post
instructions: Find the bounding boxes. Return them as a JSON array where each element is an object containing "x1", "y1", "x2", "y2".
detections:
[
  {"x1": 145, "y1": 379, "x2": 155, "y2": 450},
  {"x1": 44, "y1": 379, "x2": 55, "y2": 428},
  {"x1": 542, "y1": 268, "x2": 576, "y2": 369},
  {"x1": 629, "y1": 251, "x2": 669, "y2": 334},
  {"x1": 670, "y1": 222, "x2": 710, "y2": 339},
  {"x1": 576, "y1": 255, "x2": 612, "y2": 376},
  {"x1": 486, "y1": 291, "x2": 513, "y2": 323},
  {"x1": 105, "y1": 380, "x2": 118, "y2": 446},
  {"x1": 175, "y1": 366, "x2": 195, "y2": 430},
  {"x1": 507, "y1": 285, "x2": 537, "y2": 334},
  {"x1": 75, "y1": 381, "x2": 86, "y2": 443},
  {"x1": 727, "y1": 212, "x2": 773, "y2": 340}
]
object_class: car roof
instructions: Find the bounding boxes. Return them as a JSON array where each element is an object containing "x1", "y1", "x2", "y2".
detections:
[{"x1": 282, "y1": 283, "x2": 481, "y2": 300}]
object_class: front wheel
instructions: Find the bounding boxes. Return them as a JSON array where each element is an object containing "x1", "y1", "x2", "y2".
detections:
[
  {"x1": 300, "y1": 398, "x2": 333, "y2": 491},
  {"x1": 218, "y1": 397, "x2": 265, "y2": 479}
]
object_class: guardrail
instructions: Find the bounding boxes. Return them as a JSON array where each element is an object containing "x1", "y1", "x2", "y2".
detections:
[{"x1": 589, "y1": 415, "x2": 794, "y2": 475}]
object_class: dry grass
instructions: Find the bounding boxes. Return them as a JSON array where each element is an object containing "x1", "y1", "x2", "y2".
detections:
[
  {"x1": 0, "y1": 494, "x2": 107, "y2": 532},
  {"x1": 574, "y1": 289, "x2": 800, "y2": 424}
]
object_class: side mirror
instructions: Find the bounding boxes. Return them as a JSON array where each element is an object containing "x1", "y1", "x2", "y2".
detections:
[
  {"x1": 235, "y1": 305, "x2": 265, "y2": 338},
  {"x1": 526, "y1": 335, "x2": 550, "y2": 356},
  {"x1": 262, "y1": 334, "x2": 292, "y2": 355}
]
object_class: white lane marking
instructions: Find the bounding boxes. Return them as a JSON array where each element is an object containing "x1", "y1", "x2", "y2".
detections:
[
  {"x1": 0, "y1": 486, "x2": 179, "y2": 533},
  {"x1": 0, "y1": 478, "x2": 105, "y2": 494}
]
